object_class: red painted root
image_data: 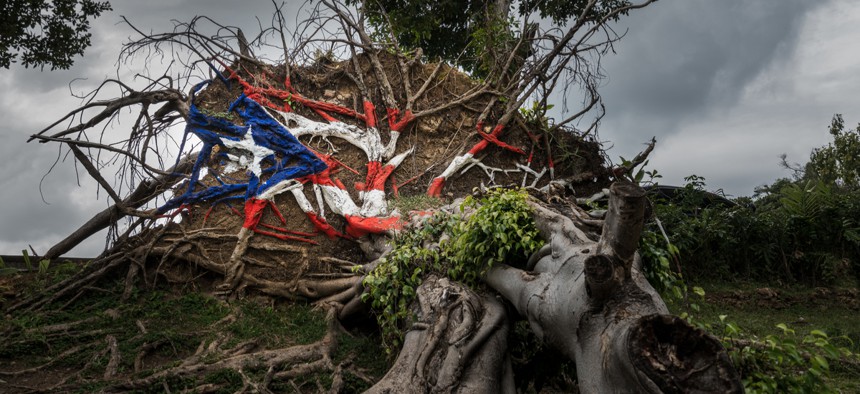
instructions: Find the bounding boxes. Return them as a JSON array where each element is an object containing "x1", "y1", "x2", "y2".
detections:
[
  {"x1": 344, "y1": 215, "x2": 403, "y2": 238},
  {"x1": 427, "y1": 177, "x2": 446, "y2": 197}
]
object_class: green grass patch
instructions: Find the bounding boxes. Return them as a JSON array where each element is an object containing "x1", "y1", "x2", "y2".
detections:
[
  {"x1": 1, "y1": 281, "x2": 232, "y2": 380},
  {"x1": 203, "y1": 368, "x2": 244, "y2": 392},
  {"x1": 688, "y1": 283, "x2": 860, "y2": 353},
  {"x1": 390, "y1": 194, "x2": 445, "y2": 213},
  {"x1": 698, "y1": 301, "x2": 859, "y2": 350},
  {"x1": 677, "y1": 281, "x2": 860, "y2": 393},
  {"x1": 226, "y1": 301, "x2": 327, "y2": 348},
  {"x1": 0, "y1": 278, "x2": 344, "y2": 392},
  {"x1": 335, "y1": 330, "x2": 389, "y2": 376},
  {"x1": 137, "y1": 290, "x2": 230, "y2": 331}
]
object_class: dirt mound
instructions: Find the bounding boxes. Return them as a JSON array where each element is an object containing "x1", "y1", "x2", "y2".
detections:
[{"x1": 148, "y1": 51, "x2": 611, "y2": 289}]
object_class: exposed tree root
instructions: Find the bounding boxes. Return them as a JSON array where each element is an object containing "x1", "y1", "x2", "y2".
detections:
[
  {"x1": 0, "y1": 341, "x2": 100, "y2": 377},
  {"x1": 9, "y1": 222, "x2": 368, "y2": 316},
  {"x1": 367, "y1": 275, "x2": 514, "y2": 393},
  {"x1": 1, "y1": 299, "x2": 368, "y2": 393},
  {"x1": 105, "y1": 307, "x2": 342, "y2": 393}
]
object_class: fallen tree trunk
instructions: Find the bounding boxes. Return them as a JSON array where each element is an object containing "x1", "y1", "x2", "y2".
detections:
[{"x1": 486, "y1": 182, "x2": 742, "y2": 393}]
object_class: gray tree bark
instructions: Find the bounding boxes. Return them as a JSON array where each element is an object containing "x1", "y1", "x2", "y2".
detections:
[
  {"x1": 366, "y1": 275, "x2": 515, "y2": 394},
  {"x1": 485, "y1": 182, "x2": 742, "y2": 393}
]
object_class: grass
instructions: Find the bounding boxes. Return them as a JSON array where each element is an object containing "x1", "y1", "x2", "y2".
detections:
[
  {"x1": 0, "y1": 283, "x2": 230, "y2": 371},
  {"x1": 688, "y1": 281, "x2": 860, "y2": 351},
  {"x1": 225, "y1": 299, "x2": 328, "y2": 347},
  {"x1": 680, "y1": 280, "x2": 860, "y2": 393},
  {"x1": 390, "y1": 194, "x2": 445, "y2": 213},
  {"x1": 0, "y1": 265, "x2": 386, "y2": 392},
  {"x1": 15, "y1": 257, "x2": 856, "y2": 391}
]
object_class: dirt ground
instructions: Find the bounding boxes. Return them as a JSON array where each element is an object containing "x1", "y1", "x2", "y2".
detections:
[{"x1": 706, "y1": 286, "x2": 860, "y2": 310}]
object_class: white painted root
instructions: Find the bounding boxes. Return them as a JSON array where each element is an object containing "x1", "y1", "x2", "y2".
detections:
[
  {"x1": 517, "y1": 164, "x2": 547, "y2": 188},
  {"x1": 273, "y1": 110, "x2": 399, "y2": 162}
]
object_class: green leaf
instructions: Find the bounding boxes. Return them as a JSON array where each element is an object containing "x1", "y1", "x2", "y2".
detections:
[
  {"x1": 38, "y1": 259, "x2": 50, "y2": 275},
  {"x1": 775, "y1": 323, "x2": 794, "y2": 335},
  {"x1": 725, "y1": 322, "x2": 740, "y2": 336},
  {"x1": 22, "y1": 249, "x2": 32, "y2": 270}
]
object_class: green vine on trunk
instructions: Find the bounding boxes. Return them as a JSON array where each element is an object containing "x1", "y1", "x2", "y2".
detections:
[{"x1": 361, "y1": 188, "x2": 544, "y2": 354}]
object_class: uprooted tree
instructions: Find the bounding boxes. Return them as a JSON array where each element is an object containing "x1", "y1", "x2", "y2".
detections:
[{"x1": 9, "y1": 0, "x2": 743, "y2": 392}]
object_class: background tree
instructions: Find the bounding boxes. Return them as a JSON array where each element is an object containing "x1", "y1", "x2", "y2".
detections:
[
  {"x1": 646, "y1": 114, "x2": 860, "y2": 286},
  {"x1": 353, "y1": 0, "x2": 640, "y2": 77},
  {"x1": 0, "y1": 0, "x2": 111, "y2": 70},
  {"x1": 805, "y1": 114, "x2": 860, "y2": 189}
]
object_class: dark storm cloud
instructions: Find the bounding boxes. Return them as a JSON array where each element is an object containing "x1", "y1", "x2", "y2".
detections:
[
  {"x1": 581, "y1": 0, "x2": 855, "y2": 196},
  {"x1": 600, "y1": 0, "x2": 823, "y2": 134},
  {"x1": 0, "y1": 76, "x2": 110, "y2": 255},
  {"x1": 0, "y1": 158, "x2": 101, "y2": 245}
]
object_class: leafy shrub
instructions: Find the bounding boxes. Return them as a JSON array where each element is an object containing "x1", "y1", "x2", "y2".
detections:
[
  {"x1": 656, "y1": 282, "x2": 860, "y2": 393},
  {"x1": 644, "y1": 176, "x2": 860, "y2": 285},
  {"x1": 447, "y1": 188, "x2": 544, "y2": 285},
  {"x1": 361, "y1": 212, "x2": 454, "y2": 353},
  {"x1": 714, "y1": 318, "x2": 857, "y2": 393},
  {"x1": 805, "y1": 114, "x2": 860, "y2": 189},
  {"x1": 639, "y1": 230, "x2": 682, "y2": 297},
  {"x1": 361, "y1": 188, "x2": 544, "y2": 354},
  {"x1": 641, "y1": 115, "x2": 860, "y2": 284}
]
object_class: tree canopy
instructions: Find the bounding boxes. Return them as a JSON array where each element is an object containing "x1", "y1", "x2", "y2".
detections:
[
  {"x1": 0, "y1": 0, "x2": 111, "y2": 70},
  {"x1": 353, "y1": 0, "x2": 642, "y2": 75},
  {"x1": 806, "y1": 114, "x2": 860, "y2": 189}
]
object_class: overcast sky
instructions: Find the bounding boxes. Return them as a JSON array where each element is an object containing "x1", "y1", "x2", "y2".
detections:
[
  {"x1": 599, "y1": 0, "x2": 860, "y2": 196},
  {"x1": 1, "y1": 0, "x2": 859, "y2": 257}
]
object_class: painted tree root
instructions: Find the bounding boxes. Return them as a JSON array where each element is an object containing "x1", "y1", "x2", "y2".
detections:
[{"x1": 486, "y1": 182, "x2": 743, "y2": 393}]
